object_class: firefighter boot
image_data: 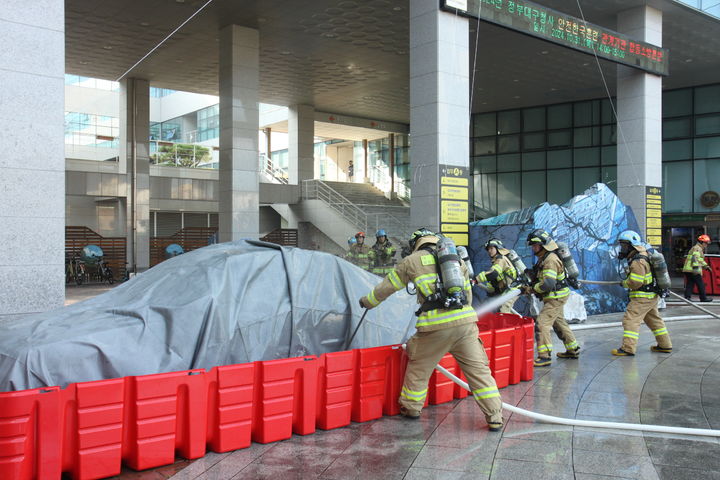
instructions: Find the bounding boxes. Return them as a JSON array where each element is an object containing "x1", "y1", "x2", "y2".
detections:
[
  {"x1": 534, "y1": 356, "x2": 552, "y2": 367},
  {"x1": 399, "y1": 406, "x2": 420, "y2": 420},
  {"x1": 557, "y1": 347, "x2": 580, "y2": 359},
  {"x1": 611, "y1": 348, "x2": 635, "y2": 356},
  {"x1": 650, "y1": 345, "x2": 673, "y2": 353}
]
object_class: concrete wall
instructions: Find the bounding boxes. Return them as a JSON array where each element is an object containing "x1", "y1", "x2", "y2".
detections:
[{"x1": 0, "y1": 0, "x2": 66, "y2": 319}]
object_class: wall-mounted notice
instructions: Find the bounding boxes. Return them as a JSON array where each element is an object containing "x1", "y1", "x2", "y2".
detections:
[
  {"x1": 440, "y1": 165, "x2": 470, "y2": 246},
  {"x1": 646, "y1": 186, "x2": 662, "y2": 248}
]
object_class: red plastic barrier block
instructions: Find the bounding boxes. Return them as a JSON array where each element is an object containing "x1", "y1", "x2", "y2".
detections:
[
  {"x1": 521, "y1": 318, "x2": 535, "y2": 382},
  {"x1": 123, "y1": 369, "x2": 207, "y2": 471},
  {"x1": 206, "y1": 363, "x2": 255, "y2": 453},
  {"x1": 478, "y1": 329, "x2": 494, "y2": 373},
  {"x1": 492, "y1": 327, "x2": 515, "y2": 389},
  {"x1": 428, "y1": 354, "x2": 460, "y2": 405},
  {"x1": 453, "y1": 369, "x2": 469, "y2": 399},
  {"x1": 317, "y1": 351, "x2": 354, "y2": 430},
  {"x1": 62, "y1": 379, "x2": 125, "y2": 480},
  {"x1": 0, "y1": 387, "x2": 62, "y2": 480},
  {"x1": 252, "y1": 356, "x2": 318, "y2": 444},
  {"x1": 351, "y1": 345, "x2": 404, "y2": 422}
]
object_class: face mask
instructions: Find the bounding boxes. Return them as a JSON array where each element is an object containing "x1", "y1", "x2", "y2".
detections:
[{"x1": 618, "y1": 242, "x2": 631, "y2": 259}]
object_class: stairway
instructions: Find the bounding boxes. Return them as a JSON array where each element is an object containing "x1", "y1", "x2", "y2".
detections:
[{"x1": 321, "y1": 181, "x2": 406, "y2": 207}]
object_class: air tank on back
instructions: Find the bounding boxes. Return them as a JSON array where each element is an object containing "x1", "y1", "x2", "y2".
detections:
[
  {"x1": 648, "y1": 248, "x2": 671, "y2": 290},
  {"x1": 436, "y1": 236, "x2": 466, "y2": 309},
  {"x1": 505, "y1": 249, "x2": 527, "y2": 279},
  {"x1": 456, "y1": 245, "x2": 474, "y2": 278},
  {"x1": 556, "y1": 241, "x2": 580, "y2": 288}
]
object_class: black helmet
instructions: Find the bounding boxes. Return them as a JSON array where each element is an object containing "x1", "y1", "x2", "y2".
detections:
[
  {"x1": 527, "y1": 229, "x2": 552, "y2": 246},
  {"x1": 484, "y1": 238, "x2": 503, "y2": 250},
  {"x1": 408, "y1": 228, "x2": 435, "y2": 252}
]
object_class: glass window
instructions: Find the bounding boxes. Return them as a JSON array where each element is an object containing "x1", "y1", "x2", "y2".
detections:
[
  {"x1": 573, "y1": 167, "x2": 600, "y2": 195},
  {"x1": 497, "y1": 153, "x2": 521, "y2": 172},
  {"x1": 574, "y1": 127, "x2": 599, "y2": 147},
  {"x1": 474, "y1": 137, "x2": 496, "y2": 155},
  {"x1": 601, "y1": 166, "x2": 617, "y2": 192},
  {"x1": 663, "y1": 161, "x2": 693, "y2": 213},
  {"x1": 695, "y1": 85, "x2": 720, "y2": 114},
  {"x1": 601, "y1": 98, "x2": 616, "y2": 124},
  {"x1": 601, "y1": 146, "x2": 617, "y2": 165},
  {"x1": 473, "y1": 113, "x2": 496, "y2": 137},
  {"x1": 574, "y1": 147, "x2": 600, "y2": 167},
  {"x1": 473, "y1": 173, "x2": 497, "y2": 217},
  {"x1": 523, "y1": 107, "x2": 545, "y2": 132},
  {"x1": 498, "y1": 135, "x2": 520, "y2": 153},
  {"x1": 548, "y1": 104, "x2": 572, "y2": 129},
  {"x1": 498, "y1": 110, "x2": 521, "y2": 134},
  {"x1": 547, "y1": 149, "x2": 572, "y2": 169},
  {"x1": 522, "y1": 151, "x2": 546, "y2": 171},
  {"x1": 522, "y1": 132, "x2": 545, "y2": 150},
  {"x1": 694, "y1": 136, "x2": 720, "y2": 159},
  {"x1": 547, "y1": 130, "x2": 572, "y2": 148},
  {"x1": 601, "y1": 125, "x2": 617, "y2": 145},
  {"x1": 663, "y1": 139, "x2": 692, "y2": 161},
  {"x1": 522, "y1": 171, "x2": 546, "y2": 208},
  {"x1": 497, "y1": 172, "x2": 521, "y2": 213},
  {"x1": 663, "y1": 89, "x2": 692, "y2": 118},
  {"x1": 694, "y1": 159, "x2": 720, "y2": 211},
  {"x1": 473, "y1": 155, "x2": 496, "y2": 174},
  {"x1": 663, "y1": 118, "x2": 691, "y2": 139},
  {"x1": 573, "y1": 101, "x2": 599, "y2": 127},
  {"x1": 547, "y1": 169, "x2": 572, "y2": 205},
  {"x1": 695, "y1": 115, "x2": 720, "y2": 136}
]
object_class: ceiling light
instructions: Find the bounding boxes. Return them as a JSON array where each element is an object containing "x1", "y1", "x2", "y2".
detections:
[
  {"x1": 513, "y1": 95, "x2": 520, "y2": 99},
  {"x1": 257, "y1": 17, "x2": 267, "y2": 23},
  {"x1": 175, "y1": 0, "x2": 185, "y2": 3},
  {"x1": 550, "y1": 87, "x2": 558, "y2": 91},
  {"x1": 280, "y1": 50, "x2": 291, "y2": 55},
  {"x1": 139, "y1": 22, "x2": 150, "y2": 27},
  {"x1": 103, "y1": 45, "x2": 113, "y2": 50},
  {"x1": 79, "y1": 61, "x2": 89, "y2": 65},
  {"x1": 481, "y1": 102, "x2": 487, "y2": 105},
  {"x1": 685, "y1": 58, "x2": 693, "y2": 63},
  {"x1": 513, "y1": 79, "x2": 519, "y2": 83},
  {"x1": 393, "y1": 6, "x2": 402, "y2": 10},
  {"x1": 582, "y1": 62, "x2": 589, "y2": 66},
  {"x1": 324, "y1": 33, "x2": 336, "y2": 38},
  {"x1": 541, "y1": 50, "x2": 549, "y2": 54}
]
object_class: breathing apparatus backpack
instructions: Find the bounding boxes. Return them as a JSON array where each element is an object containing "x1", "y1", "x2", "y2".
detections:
[
  {"x1": 505, "y1": 249, "x2": 528, "y2": 287},
  {"x1": 555, "y1": 242, "x2": 581, "y2": 289},
  {"x1": 417, "y1": 236, "x2": 467, "y2": 313},
  {"x1": 630, "y1": 248, "x2": 671, "y2": 296}
]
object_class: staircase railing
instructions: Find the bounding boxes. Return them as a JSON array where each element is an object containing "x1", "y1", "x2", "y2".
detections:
[
  {"x1": 258, "y1": 153, "x2": 288, "y2": 184},
  {"x1": 302, "y1": 179, "x2": 413, "y2": 240}
]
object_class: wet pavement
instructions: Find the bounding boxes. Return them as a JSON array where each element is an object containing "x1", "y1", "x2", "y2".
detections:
[{"x1": 102, "y1": 299, "x2": 720, "y2": 480}]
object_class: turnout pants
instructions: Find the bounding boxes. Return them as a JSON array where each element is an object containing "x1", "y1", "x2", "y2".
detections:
[
  {"x1": 621, "y1": 297, "x2": 671, "y2": 354},
  {"x1": 400, "y1": 322, "x2": 503, "y2": 424},
  {"x1": 536, "y1": 296, "x2": 577, "y2": 358},
  {"x1": 684, "y1": 272, "x2": 708, "y2": 301}
]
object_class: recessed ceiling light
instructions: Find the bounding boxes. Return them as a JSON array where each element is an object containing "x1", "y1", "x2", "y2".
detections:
[
  {"x1": 79, "y1": 61, "x2": 89, "y2": 65},
  {"x1": 139, "y1": 22, "x2": 150, "y2": 27},
  {"x1": 481, "y1": 102, "x2": 487, "y2": 105},
  {"x1": 550, "y1": 87, "x2": 558, "y2": 91},
  {"x1": 257, "y1": 17, "x2": 267, "y2": 23},
  {"x1": 280, "y1": 51, "x2": 291, "y2": 55},
  {"x1": 103, "y1": 45, "x2": 112, "y2": 50},
  {"x1": 393, "y1": 6, "x2": 402, "y2": 10},
  {"x1": 582, "y1": 62, "x2": 590, "y2": 66},
  {"x1": 685, "y1": 58, "x2": 693, "y2": 63},
  {"x1": 175, "y1": 0, "x2": 185, "y2": 3},
  {"x1": 513, "y1": 95, "x2": 520, "y2": 99},
  {"x1": 513, "y1": 79, "x2": 519, "y2": 82},
  {"x1": 541, "y1": 50, "x2": 549, "y2": 55},
  {"x1": 175, "y1": 59, "x2": 183, "y2": 63},
  {"x1": 324, "y1": 33, "x2": 336, "y2": 38}
]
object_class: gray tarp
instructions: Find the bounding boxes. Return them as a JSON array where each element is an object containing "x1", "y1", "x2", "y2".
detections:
[{"x1": 0, "y1": 240, "x2": 419, "y2": 392}]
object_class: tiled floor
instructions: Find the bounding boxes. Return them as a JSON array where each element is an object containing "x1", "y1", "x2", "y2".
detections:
[{"x1": 106, "y1": 303, "x2": 720, "y2": 480}]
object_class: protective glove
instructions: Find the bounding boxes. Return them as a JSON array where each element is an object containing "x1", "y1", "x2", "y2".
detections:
[
  {"x1": 359, "y1": 296, "x2": 373, "y2": 309},
  {"x1": 522, "y1": 285, "x2": 535, "y2": 296}
]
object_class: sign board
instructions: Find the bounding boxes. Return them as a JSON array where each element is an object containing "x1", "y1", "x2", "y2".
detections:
[
  {"x1": 440, "y1": 165, "x2": 470, "y2": 246},
  {"x1": 646, "y1": 186, "x2": 662, "y2": 248},
  {"x1": 440, "y1": 0, "x2": 669, "y2": 76}
]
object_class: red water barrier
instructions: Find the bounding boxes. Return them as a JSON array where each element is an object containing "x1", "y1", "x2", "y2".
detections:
[{"x1": 0, "y1": 313, "x2": 534, "y2": 479}]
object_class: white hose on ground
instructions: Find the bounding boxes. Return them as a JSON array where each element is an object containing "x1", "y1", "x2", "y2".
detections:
[
  {"x1": 433, "y1": 363, "x2": 720, "y2": 437},
  {"x1": 579, "y1": 278, "x2": 720, "y2": 321}
]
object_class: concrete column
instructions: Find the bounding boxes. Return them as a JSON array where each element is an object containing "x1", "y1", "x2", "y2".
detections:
[
  {"x1": 0, "y1": 0, "x2": 65, "y2": 319},
  {"x1": 218, "y1": 25, "x2": 260, "y2": 241},
  {"x1": 409, "y1": 0, "x2": 470, "y2": 231},
  {"x1": 288, "y1": 104, "x2": 315, "y2": 185},
  {"x1": 616, "y1": 6, "x2": 663, "y2": 236},
  {"x1": 120, "y1": 78, "x2": 151, "y2": 273}
]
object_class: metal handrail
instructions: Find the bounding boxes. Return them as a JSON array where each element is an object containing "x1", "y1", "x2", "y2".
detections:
[
  {"x1": 302, "y1": 179, "x2": 414, "y2": 240},
  {"x1": 258, "y1": 154, "x2": 288, "y2": 184}
]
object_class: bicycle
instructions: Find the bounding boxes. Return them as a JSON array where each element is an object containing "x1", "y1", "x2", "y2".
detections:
[{"x1": 65, "y1": 255, "x2": 85, "y2": 286}]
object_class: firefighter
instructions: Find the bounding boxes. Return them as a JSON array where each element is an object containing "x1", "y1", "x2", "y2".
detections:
[
  {"x1": 524, "y1": 229, "x2": 580, "y2": 367},
  {"x1": 344, "y1": 236, "x2": 358, "y2": 264},
  {"x1": 359, "y1": 228, "x2": 504, "y2": 431},
  {"x1": 611, "y1": 230, "x2": 673, "y2": 356},
  {"x1": 475, "y1": 238, "x2": 519, "y2": 313},
  {"x1": 683, "y1": 234, "x2": 713, "y2": 303},
  {"x1": 349, "y1": 231, "x2": 371, "y2": 270},
  {"x1": 369, "y1": 229, "x2": 396, "y2": 276}
]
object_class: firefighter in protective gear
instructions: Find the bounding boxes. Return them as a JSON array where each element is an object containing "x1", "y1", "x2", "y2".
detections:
[
  {"x1": 525, "y1": 229, "x2": 580, "y2": 367},
  {"x1": 348, "y1": 232, "x2": 371, "y2": 270},
  {"x1": 475, "y1": 238, "x2": 519, "y2": 313},
  {"x1": 369, "y1": 229, "x2": 396, "y2": 276},
  {"x1": 359, "y1": 228, "x2": 504, "y2": 431},
  {"x1": 611, "y1": 230, "x2": 673, "y2": 356},
  {"x1": 344, "y1": 237, "x2": 358, "y2": 265},
  {"x1": 683, "y1": 234, "x2": 713, "y2": 303}
]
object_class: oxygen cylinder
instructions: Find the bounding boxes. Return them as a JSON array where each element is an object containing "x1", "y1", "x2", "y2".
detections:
[
  {"x1": 505, "y1": 249, "x2": 527, "y2": 278},
  {"x1": 648, "y1": 249, "x2": 671, "y2": 290},
  {"x1": 456, "y1": 245, "x2": 474, "y2": 278},
  {"x1": 436, "y1": 236, "x2": 467, "y2": 309},
  {"x1": 555, "y1": 242, "x2": 580, "y2": 280}
]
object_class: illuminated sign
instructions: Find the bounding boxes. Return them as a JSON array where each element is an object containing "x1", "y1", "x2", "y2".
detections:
[
  {"x1": 440, "y1": 165, "x2": 470, "y2": 246},
  {"x1": 441, "y1": 0, "x2": 669, "y2": 76}
]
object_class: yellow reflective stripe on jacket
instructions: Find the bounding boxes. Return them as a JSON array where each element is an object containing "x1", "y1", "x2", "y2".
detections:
[
  {"x1": 388, "y1": 270, "x2": 404, "y2": 290},
  {"x1": 491, "y1": 263, "x2": 504, "y2": 281},
  {"x1": 473, "y1": 386, "x2": 500, "y2": 400},
  {"x1": 367, "y1": 290, "x2": 380, "y2": 306},
  {"x1": 416, "y1": 305, "x2": 476, "y2": 328},
  {"x1": 629, "y1": 291, "x2": 657, "y2": 298},
  {"x1": 542, "y1": 269, "x2": 558, "y2": 279},
  {"x1": 414, "y1": 273, "x2": 437, "y2": 297},
  {"x1": 401, "y1": 386, "x2": 428, "y2": 401},
  {"x1": 544, "y1": 287, "x2": 570, "y2": 299},
  {"x1": 421, "y1": 254, "x2": 436, "y2": 265}
]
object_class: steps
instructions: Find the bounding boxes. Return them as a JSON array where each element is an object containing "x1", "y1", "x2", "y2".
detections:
[{"x1": 322, "y1": 181, "x2": 405, "y2": 207}]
